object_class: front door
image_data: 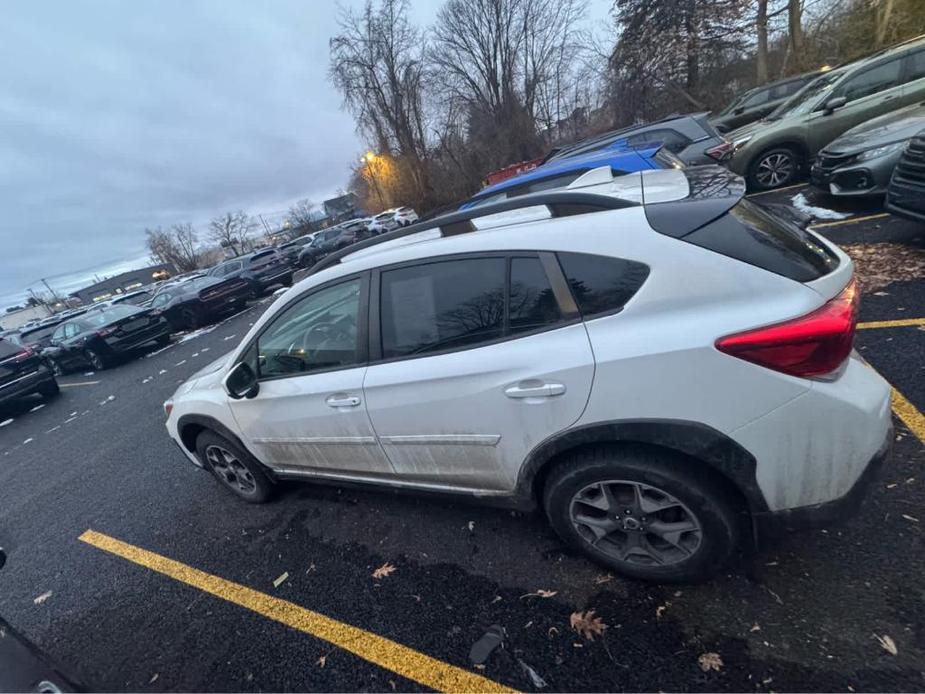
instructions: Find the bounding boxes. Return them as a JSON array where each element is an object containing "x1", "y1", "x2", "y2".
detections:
[
  {"x1": 228, "y1": 274, "x2": 394, "y2": 476},
  {"x1": 363, "y1": 255, "x2": 595, "y2": 493}
]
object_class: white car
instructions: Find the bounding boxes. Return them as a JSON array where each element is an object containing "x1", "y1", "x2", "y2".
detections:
[
  {"x1": 393, "y1": 206, "x2": 418, "y2": 226},
  {"x1": 164, "y1": 166, "x2": 892, "y2": 582}
]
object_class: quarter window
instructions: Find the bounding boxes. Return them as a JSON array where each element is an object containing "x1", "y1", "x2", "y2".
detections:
[
  {"x1": 904, "y1": 49, "x2": 925, "y2": 82},
  {"x1": 381, "y1": 258, "x2": 505, "y2": 358},
  {"x1": 557, "y1": 252, "x2": 650, "y2": 318},
  {"x1": 257, "y1": 278, "x2": 361, "y2": 377},
  {"x1": 625, "y1": 128, "x2": 690, "y2": 154}
]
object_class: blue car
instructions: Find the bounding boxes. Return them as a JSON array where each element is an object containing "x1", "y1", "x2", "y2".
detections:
[{"x1": 461, "y1": 143, "x2": 683, "y2": 209}]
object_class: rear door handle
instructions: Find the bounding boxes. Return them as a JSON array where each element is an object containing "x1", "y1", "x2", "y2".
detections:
[
  {"x1": 504, "y1": 381, "x2": 566, "y2": 399},
  {"x1": 325, "y1": 394, "x2": 361, "y2": 408}
]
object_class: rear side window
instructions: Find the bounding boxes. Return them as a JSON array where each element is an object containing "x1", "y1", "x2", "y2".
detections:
[
  {"x1": 509, "y1": 257, "x2": 564, "y2": 334},
  {"x1": 381, "y1": 258, "x2": 505, "y2": 358},
  {"x1": 683, "y1": 200, "x2": 838, "y2": 281},
  {"x1": 626, "y1": 128, "x2": 690, "y2": 154},
  {"x1": 905, "y1": 49, "x2": 925, "y2": 82},
  {"x1": 556, "y1": 252, "x2": 650, "y2": 318}
]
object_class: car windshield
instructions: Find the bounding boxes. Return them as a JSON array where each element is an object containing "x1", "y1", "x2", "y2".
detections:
[
  {"x1": 768, "y1": 69, "x2": 844, "y2": 119},
  {"x1": 75, "y1": 304, "x2": 142, "y2": 329}
]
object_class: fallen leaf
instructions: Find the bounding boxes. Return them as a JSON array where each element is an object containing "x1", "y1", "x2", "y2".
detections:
[
  {"x1": 886, "y1": 483, "x2": 898, "y2": 489},
  {"x1": 520, "y1": 589, "x2": 558, "y2": 599},
  {"x1": 547, "y1": 626, "x2": 559, "y2": 639},
  {"x1": 750, "y1": 624, "x2": 761, "y2": 633},
  {"x1": 593, "y1": 574, "x2": 613, "y2": 585},
  {"x1": 655, "y1": 601, "x2": 671, "y2": 619},
  {"x1": 467, "y1": 520, "x2": 475, "y2": 532},
  {"x1": 149, "y1": 673, "x2": 159, "y2": 684},
  {"x1": 490, "y1": 595, "x2": 502, "y2": 604},
  {"x1": 570, "y1": 610, "x2": 607, "y2": 641},
  {"x1": 875, "y1": 634, "x2": 898, "y2": 656},
  {"x1": 317, "y1": 655, "x2": 327, "y2": 668},
  {"x1": 901, "y1": 514, "x2": 919, "y2": 523},
  {"x1": 306, "y1": 563, "x2": 316, "y2": 574},
  {"x1": 33, "y1": 591, "x2": 52, "y2": 605},
  {"x1": 372, "y1": 562, "x2": 397, "y2": 580},
  {"x1": 273, "y1": 572, "x2": 289, "y2": 588},
  {"x1": 698, "y1": 652, "x2": 723, "y2": 672}
]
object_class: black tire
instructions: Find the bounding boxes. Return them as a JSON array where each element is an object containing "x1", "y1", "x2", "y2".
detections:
[
  {"x1": 195, "y1": 430, "x2": 274, "y2": 503},
  {"x1": 84, "y1": 348, "x2": 106, "y2": 371},
  {"x1": 156, "y1": 333, "x2": 171, "y2": 347},
  {"x1": 179, "y1": 307, "x2": 200, "y2": 330},
  {"x1": 543, "y1": 445, "x2": 741, "y2": 583},
  {"x1": 47, "y1": 358, "x2": 65, "y2": 377},
  {"x1": 38, "y1": 379, "x2": 60, "y2": 398},
  {"x1": 747, "y1": 146, "x2": 802, "y2": 191}
]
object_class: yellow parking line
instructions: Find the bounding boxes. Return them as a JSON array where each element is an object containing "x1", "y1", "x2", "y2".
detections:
[
  {"x1": 892, "y1": 388, "x2": 925, "y2": 446},
  {"x1": 858, "y1": 318, "x2": 925, "y2": 330},
  {"x1": 78, "y1": 530, "x2": 515, "y2": 694},
  {"x1": 808, "y1": 212, "x2": 890, "y2": 230},
  {"x1": 746, "y1": 182, "x2": 808, "y2": 197}
]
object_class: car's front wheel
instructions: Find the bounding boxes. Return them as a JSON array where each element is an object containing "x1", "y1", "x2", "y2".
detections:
[
  {"x1": 195, "y1": 430, "x2": 274, "y2": 503},
  {"x1": 38, "y1": 379, "x2": 60, "y2": 398},
  {"x1": 46, "y1": 358, "x2": 64, "y2": 377},
  {"x1": 748, "y1": 147, "x2": 802, "y2": 191},
  {"x1": 543, "y1": 445, "x2": 741, "y2": 583},
  {"x1": 84, "y1": 348, "x2": 106, "y2": 371}
]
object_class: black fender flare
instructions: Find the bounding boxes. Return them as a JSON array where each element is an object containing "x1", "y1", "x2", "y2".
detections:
[
  {"x1": 176, "y1": 414, "x2": 253, "y2": 460},
  {"x1": 515, "y1": 418, "x2": 768, "y2": 513}
]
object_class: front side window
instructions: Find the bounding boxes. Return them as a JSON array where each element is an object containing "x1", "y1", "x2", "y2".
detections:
[
  {"x1": 557, "y1": 252, "x2": 650, "y2": 318},
  {"x1": 740, "y1": 88, "x2": 770, "y2": 108},
  {"x1": 257, "y1": 278, "x2": 361, "y2": 377},
  {"x1": 381, "y1": 258, "x2": 505, "y2": 358},
  {"x1": 836, "y1": 59, "x2": 902, "y2": 102}
]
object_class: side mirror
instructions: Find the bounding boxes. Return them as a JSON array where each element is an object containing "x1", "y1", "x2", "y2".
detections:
[
  {"x1": 824, "y1": 96, "x2": 847, "y2": 113},
  {"x1": 223, "y1": 361, "x2": 259, "y2": 399}
]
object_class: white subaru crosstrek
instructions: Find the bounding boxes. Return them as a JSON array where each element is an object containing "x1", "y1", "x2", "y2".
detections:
[{"x1": 165, "y1": 166, "x2": 892, "y2": 582}]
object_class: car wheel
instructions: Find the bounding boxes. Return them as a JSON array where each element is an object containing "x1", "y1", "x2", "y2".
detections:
[
  {"x1": 38, "y1": 379, "x2": 60, "y2": 398},
  {"x1": 748, "y1": 147, "x2": 802, "y2": 191},
  {"x1": 180, "y1": 307, "x2": 200, "y2": 330},
  {"x1": 47, "y1": 358, "x2": 64, "y2": 377},
  {"x1": 84, "y1": 348, "x2": 106, "y2": 371},
  {"x1": 543, "y1": 445, "x2": 741, "y2": 583},
  {"x1": 195, "y1": 430, "x2": 274, "y2": 503}
]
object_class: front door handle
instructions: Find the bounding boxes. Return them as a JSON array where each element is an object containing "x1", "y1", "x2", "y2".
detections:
[
  {"x1": 325, "y1": 394, "x2": 361, "y2": 408},
  {"x1": 504, "y1": 381, "x2": 566, "y2": 399}
]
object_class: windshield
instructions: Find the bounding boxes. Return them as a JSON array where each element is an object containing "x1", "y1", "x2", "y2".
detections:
[
  {"x1": 76, "y1": 304, "x2": 142, "y2": 329},
  {"x1": 769, "y1": 69, "x2": 844, "y2": 119}
]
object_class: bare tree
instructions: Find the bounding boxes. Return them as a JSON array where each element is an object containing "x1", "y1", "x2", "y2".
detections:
[
  {"x1": 145, "y1": 223, "x2": 200, "y2": 272},
  {"x1": 757, "y1": 0, "x2": 769, "y2": 82},
  {"x1": 285, "y1": 199, "x2": 317, "y2": 228},
  {"x1": 208, "y1": 211, "x2": 250, "y2": 257}
]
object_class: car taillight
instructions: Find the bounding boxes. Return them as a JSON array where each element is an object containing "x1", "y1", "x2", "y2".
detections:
[
  {"x1": 716, "y1": 278, "x2": 858, "y2": 378},
  {"x1": 705, "y1": 141, "x2": 734, "y2": 161},
  {"x1": 97, "y1": 326, "x2": 118, "y2": 337},
  {"x1": 12, "y1": 346, "x2": 34, "y2": 362}
]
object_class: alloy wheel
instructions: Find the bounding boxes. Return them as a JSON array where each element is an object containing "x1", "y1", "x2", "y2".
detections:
[
  {"x1": 205, "y1": 445, "x2": 257, "y2": 496},
  {"x1": 569, "y1": 479, "x2": 702, "y2": 566},
  {"x1": 85, "y1": 350, "x2": 104, "y2": 370},
  {"x1": 48, "y1": 359, "x2": 63, "y2": 377},
  {"x1": 755, "y1": 152, "x2": 793, "y2": 188}
]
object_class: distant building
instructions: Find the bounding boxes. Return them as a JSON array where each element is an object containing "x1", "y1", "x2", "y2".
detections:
[
  {"x1": 0, "y1": 305, "x2": 53, "y2": 331},
  {"x1": 323, "y1": 193, "x2": 361, "y2": 223},
  {"x1": 69, "y1": 263, "x2": 177, "y2": 304}
]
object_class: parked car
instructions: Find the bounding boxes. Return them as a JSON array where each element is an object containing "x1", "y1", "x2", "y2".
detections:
[
  {"x1": 370, "y1": 210, "x2": 400, "y2": 234},
  {"x1": 545, "y1": 113, "x2": 731, "y2": 167},
  {"x1": 15, "y1": 319, "x2": 66, "y2": 352},
  {"x1": 810, "y1": 101, "x2": 925, "y2": 196},
  {"x1": 460, "y1": 144, "x2": 683, "y2": 209},
  {"x1": 277, "y1": 234, "x2": 318, "y2": 266},
  {"x1": 886, "y1": 127, "x2": 925, "y2": 221},
  {"x1": 0, "y1": 337, "x2": 59, "y2": 405},
  {"x1": 149, "y1": 275, "x2": 252, "y2": 331},
  {"x1": 165, "y1": 165, "x2": 891, "y2": 583},
  {"x1": 207, "y1": 249, "x2": 293, "y2": 297},
  {"x1": 297, "y1": 221, "x2": 375, "y2": 268},
  {"x1": 711, "y1": 70, "x2": 824, "y2": 134},
  {"x1": 728, "y1": 36, "x2": 925, "y2": 191},
  {"x1": 44, "y1": 304, "x2": 171, "y2": 374}
]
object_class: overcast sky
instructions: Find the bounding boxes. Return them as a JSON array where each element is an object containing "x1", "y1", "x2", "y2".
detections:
[{"x1": 0, "y1": 0, "x2": 610, "y2": 308}]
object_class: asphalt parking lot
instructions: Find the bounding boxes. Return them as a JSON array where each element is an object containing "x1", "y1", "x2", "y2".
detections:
[{"x1": 1, "y1": 189, "x2": 924, "y2": 692}]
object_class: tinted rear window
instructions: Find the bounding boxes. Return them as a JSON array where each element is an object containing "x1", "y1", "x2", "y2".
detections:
[
  {"x1": 683, "y1": 200, "x2": 838, "y2": 282},
  {"x1": 556, "y1": 252, "x2": 650, "y2": 318},
  {"x1": 509, "y1": 257, "x2": 564, "y2": 334}
]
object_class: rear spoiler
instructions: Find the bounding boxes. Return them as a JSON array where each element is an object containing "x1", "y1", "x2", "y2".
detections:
[{"x1": 644, "y1": 166, "x2": 745, "y2": 238}]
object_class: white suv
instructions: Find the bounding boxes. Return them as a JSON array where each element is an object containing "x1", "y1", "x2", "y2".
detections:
[{"x1": 165, "y1": 166, "x2": 892, "y2": 582}]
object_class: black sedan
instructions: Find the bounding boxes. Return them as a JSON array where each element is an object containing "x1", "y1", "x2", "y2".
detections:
[
  {"x1": 207, "y1": 249, "x2": 293, "y2": 296},
  {"x1": 0, "y1": 337, "x2": 59, "y2": 405},
  {"x1": 43, "y1": 304, "x2": 171, "y2": 374},
  {"x1": 149, "y1": 275, "x2": 252, "y2": 331},
  {"x1": 297, "y1": 222, "x2": 375, "y2": 269}
]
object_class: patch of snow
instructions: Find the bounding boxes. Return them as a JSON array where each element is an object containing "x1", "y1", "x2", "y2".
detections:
[
  {"x1": 0, "y1": 419, "x2": 13, "y2": 427},
  {"x1": 99, "y1": 395, "x2": 115, "y2": 405},
  {"x1": 29, "y1": 404, "x2": 45, "y2": 413},
  {"x1": 158, "y1": 369, "x2": 167, "y2": 375},
  {"x1": 144, "y1": 344, "x2": 174, "y2": 358},
  {"x1": 175, "y1": 360, "x2": 187, "y2": 366},
  {"x1": 81, "y1": 410, "x2": 90, "y2": 416},
  {"x1": 790, "y1": 193, "x2": 849, "y2": 220},
  {"x1": 222, "y1": 334, "x2": 237, "y2": 341},
  {"x1": 200, "y1": 347, "x2": 210, "y2": 352},
  {"x1": 22, "y1": 438, "x2": 33, "y2": 445},
  {"x1": 68, "y1": 411, "x2": 77, "y2": 417},
  {"x1": 191, "y1": 352, "x2": 199, "y2": 358},
  {"x1": 65, "y1": 417, "x2": 78, "y2": 423},
  {"x1": 174, "y1": 326, "x2": 218, "y2": 344},
  {"x1": 83, "y1": 372, "x2": 95, "y2": 376},
  {"x1": 46, "y1": 426, "x2": 61, "y2": 434}
]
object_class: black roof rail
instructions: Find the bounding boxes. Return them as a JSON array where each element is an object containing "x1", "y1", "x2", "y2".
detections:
[{"x1": 305, "y1": 190, "x2": 637, "y2": 277}]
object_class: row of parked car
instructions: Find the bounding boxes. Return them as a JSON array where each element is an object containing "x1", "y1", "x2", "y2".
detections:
[
  {"x1": 0, "y1": 207, "x2": 422, "y2": 410},
  {"x1": 467, "y1": 34, "x2": 925, "y2": 220}
]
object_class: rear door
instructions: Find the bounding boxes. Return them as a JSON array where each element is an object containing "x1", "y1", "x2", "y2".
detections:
[{"x1": 362, "y1": 253, "x2": 595, "y2": 493}]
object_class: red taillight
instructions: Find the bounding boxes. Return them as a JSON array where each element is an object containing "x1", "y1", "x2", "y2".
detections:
[
  {"x1": 716, "y1": 279, "x2": 858, "y2": 378},
  {"x1": 706, "y1": 141, "x2": 734, "y2": 161},
  {"x1": 97, "y1": 326, "x2": 117, "y2": 337},
  {"x1": 12, "y1": 346, "x2": 34, "y2": 362}
]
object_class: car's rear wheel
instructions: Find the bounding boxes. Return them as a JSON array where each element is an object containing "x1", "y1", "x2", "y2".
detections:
[
  {"x1": 47, "y1": 358, "x2": 64, "y2": 377},
  {"x1": 180, "y1": 307, "x2": 200, "y2": 330},
  {"x1": 38, "y1": 379, "x2": 60, "y2": 398},
  {"x1": 748, "y1": 147, "x2": 802, "y2": 191},
  {"x1": 84, "y1": 348, "x2": 106, "y2": 371},
  {"x1": 195, "y1": 430, "x2": 274, "y2": 503},
  {"x1": 543, "y1": 445, "x2": 740, "y2": 582}
]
